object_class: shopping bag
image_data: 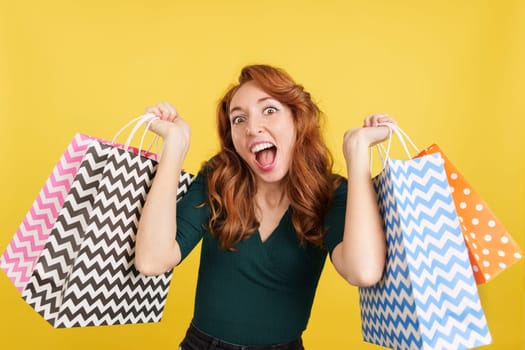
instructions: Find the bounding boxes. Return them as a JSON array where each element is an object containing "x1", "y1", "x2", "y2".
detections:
[
  {"x1": 0, "y1": 134, "x2": 94, "y2": 292},
  {"x1": 0, "y1": 132, "x2": 157, "y2": 293},
  {"x1": 359, "y1": 126, "x2": 491, "y2": 350},
  {"x1": 4, "y1": 114, "x2": 194, "y2": 327},
  {"x1": 416, "y1": 144, "x2": 524, "y2": 284}
]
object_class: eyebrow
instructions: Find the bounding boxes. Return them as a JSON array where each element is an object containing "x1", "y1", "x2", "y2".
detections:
[{"x1": 229, "y1": 96, "x2": 276, "y2": 115}]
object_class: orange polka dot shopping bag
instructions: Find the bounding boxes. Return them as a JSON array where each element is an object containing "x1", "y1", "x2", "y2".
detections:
[{"x1": 415, "y1": 144, "x2": 523, "y2": 284}]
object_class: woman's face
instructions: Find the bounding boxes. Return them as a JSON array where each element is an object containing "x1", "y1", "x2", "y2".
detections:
[{"x1": 228, "y1": 81, "x2": 297, "y2": 186}]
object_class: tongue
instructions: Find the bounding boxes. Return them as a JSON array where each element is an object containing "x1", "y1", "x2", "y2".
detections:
[{"x1": 256, "y1": 148, "x2": 276, "y2": 167}]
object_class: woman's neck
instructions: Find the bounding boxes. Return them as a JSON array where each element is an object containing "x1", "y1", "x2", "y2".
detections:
[{"x1": 255, "y1": 180, "x2": 288, "y2": 209}]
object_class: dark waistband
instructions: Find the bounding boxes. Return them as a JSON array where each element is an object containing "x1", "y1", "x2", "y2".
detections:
[{"x1": 186, "y1": 323, "x2": 303, "y2": 350}]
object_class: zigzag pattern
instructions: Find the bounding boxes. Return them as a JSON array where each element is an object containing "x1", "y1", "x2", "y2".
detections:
[
  {"x1": 22, "y1": 142, "x2": 112, "y2": 324},
  {"x1": 0, "y1": 134, "x2": 94, "y2": 292},
  {"x1": 0, "y1": 134, "x2": 159, "y2": 293},
  {"x1": 21, "y1": 141, "x2": 194, "y2": 327},
  {"x1": 359, "y1": 154, "x2": 491, "y2": 350}
]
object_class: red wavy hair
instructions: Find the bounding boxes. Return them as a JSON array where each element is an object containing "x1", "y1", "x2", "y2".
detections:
[{"x1": 204, "y1": 64, "x2": 340, "y2": 250}]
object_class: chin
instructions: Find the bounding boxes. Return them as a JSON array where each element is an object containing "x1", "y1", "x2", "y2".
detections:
[{"x1": 257, "y1": 170, "x2": 288, "y2": 185}]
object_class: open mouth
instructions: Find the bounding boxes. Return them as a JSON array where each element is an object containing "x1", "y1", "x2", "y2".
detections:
[{"x1": 251, "y1": 142, "x2": 277, "y2": 170}]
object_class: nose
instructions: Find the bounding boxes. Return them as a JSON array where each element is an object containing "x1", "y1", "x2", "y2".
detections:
[{"x1": 245, "y1": 119, "x2": 263, "y2": 136}]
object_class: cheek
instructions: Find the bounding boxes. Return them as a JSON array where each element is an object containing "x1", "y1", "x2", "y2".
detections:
[
  {"x1": 285, "y1": 114, "x2": 297, "y2": 138},
  {"x1": 286, "y1": 121, "x2": 298, "y2": 145},
  {"x1": 230, "y1": 131, "x2": 244, "y2": 155}
]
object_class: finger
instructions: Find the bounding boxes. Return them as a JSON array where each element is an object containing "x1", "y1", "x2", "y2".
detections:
[
  {"x1": 381, "y1": 116, "x2": 397, "y2": 125},
  {"x1": 364, "y1": 114, "x2": 385, "y2": 127},
  {"x1": 159, "y1": 102, "x2": 178, "y2": 121},
  {"x1": 377, "y1": 118, "x2": 397, "y2": 129},
  {"x1": 163, "y1": 102, "x2": 178, "y2": 117},
  {"x1": 156, "y1": 104, "x2": 168, "y2": 120},
  {"x1": 146, "y1": 106, "x2": 162, "y2": 117},
  {"x1": 372, "y1": 114, "x2": 392, "y2": 127},
  {"x1": 374, "y1": 114, "x2": 387, "y2": 125},
  {"x1": 166, "y1": 103, "x2": 179, "y2": 122},
  {"x1": 159, "y1": 103, "x2": 176, "y2": 121}
]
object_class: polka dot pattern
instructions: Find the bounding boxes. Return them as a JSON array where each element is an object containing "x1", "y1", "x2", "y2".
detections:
[{"x1": 416, "y1": 144, "x2": 524, "y2": 284}]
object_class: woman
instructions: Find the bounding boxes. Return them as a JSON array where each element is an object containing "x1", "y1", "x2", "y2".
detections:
[{"x1": 135, "y1": 64, "x2": 393, "y2": 349}]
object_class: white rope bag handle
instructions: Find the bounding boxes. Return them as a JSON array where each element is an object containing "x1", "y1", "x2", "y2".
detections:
[
  {"x1": 110, "y1": 113, "x2": 160, "y2": 156},
  {"x1": 369, "y1": 122, "x2": 421, "y2": 171}
]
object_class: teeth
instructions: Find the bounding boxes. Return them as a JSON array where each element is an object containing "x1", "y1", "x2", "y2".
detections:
[{"x1": 251, "y1": 142, "x2": 274, "y2": 153}]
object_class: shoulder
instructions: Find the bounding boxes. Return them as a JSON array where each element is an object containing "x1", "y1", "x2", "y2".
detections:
[
  {"x1": 332, "y1": 174, "x2": 348, "y2": 204},
  {"x1": 180, "y1": 166, "x2": 210, "y2": 197},
  {"x1": 190, "y1": 171, "x2": 208, "y2": 190},
  {"x1": 197, "y1": 155, "x2": 221, "y2": 179}
]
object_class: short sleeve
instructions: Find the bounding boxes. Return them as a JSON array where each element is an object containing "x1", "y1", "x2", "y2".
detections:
[
  {"x1": 176, "y1": 171, "x2": 210, "y2": 262},
  {"x1": 323, "y1": 179, "x2": 348, "y2": 257}
]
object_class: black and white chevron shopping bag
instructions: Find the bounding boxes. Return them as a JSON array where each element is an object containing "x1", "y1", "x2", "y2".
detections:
[{"x1": 21, "y1": 115, "x2": 194, "y2": 327}]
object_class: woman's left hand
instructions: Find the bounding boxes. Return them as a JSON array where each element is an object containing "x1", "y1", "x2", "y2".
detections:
[{"x1": 343, "y1": 114, "x2": 396, "y2": 161}]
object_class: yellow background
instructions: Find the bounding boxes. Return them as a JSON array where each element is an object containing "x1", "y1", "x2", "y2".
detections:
[{"x1": 1, "y1": 1, "x2": 524, "y2": 349}]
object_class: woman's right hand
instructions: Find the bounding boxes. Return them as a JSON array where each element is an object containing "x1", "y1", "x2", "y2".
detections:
[{"x1": 146, "y1": 102, "x2": 191, "y2": 152}]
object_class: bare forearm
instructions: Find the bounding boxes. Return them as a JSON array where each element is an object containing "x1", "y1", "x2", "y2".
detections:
[
  {"x1": 135, "y1": 139, "x2": 187, "y2": 275},
  {"x1": 333, "y1": 123, "x2": 389, "y2": 286},
  {"x1": 339, "y1": 140, "x2": 386, "y2": 285}
]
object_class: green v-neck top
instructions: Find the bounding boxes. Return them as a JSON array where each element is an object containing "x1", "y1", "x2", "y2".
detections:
[{"x1": 175, "y1": 172, "x2": 347, "y2": 346}]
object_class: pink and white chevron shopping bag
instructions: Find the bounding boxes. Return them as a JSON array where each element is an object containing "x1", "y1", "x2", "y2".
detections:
[
  {"x1": 0, "y1": 124, "x2": 157, "y2": 293},
  {"x1": 0, "y1": 134, "x2": 94, "y2": 292}
]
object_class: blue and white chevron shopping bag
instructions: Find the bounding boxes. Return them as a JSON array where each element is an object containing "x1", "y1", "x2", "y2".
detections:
[{"x1": 359, "y1": 149, "x2": 492, "y2": 349}]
